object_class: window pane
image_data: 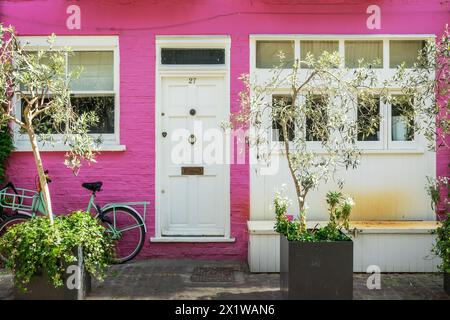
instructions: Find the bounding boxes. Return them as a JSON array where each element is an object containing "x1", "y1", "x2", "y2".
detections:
[
  {"x1": 391, "y1": 97, "x2": 414, "y2": 141},
  {"x1": 306, "y1": 95, "x2": 328, "y2": 141},
  {"x1": 161, "y1": 48, "x2": 225, "y2": 65},
  {"x1": 71, "y1": 95, "x2": 115, "y2": 134},
  {"x1": 300, "y1": 40, "x2": 339, "y2": 68},
  {"x1": 69, "y1": 51, "x2": 114, "y2": 91},
  {"x1": 256, "y1": 41, "x2": 295, "y2": 68},
  {"x1": 345, "y1": 40, "x2": 383, "y2": 68},
  {"x1": 21, "y1": 95, "x2": 115, "y2": 135},
  {"x1": 390, "y1": 40, "x2": 425, "y2": 68},
  {"x1": 357, "y1": 96, "x2": 381, "y2": 141},
  {"x1": 272, "y1": 95, "x2": 295, "y2": 141}
]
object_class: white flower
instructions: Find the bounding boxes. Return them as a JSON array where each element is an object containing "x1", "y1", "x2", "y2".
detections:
[{"x1": 344, "y1": 197, "x2": 355, "y2": 207}]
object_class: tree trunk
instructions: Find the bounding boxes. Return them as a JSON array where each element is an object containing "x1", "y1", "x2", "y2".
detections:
[
  {"x1": 282, "y1": 122, "x2": 306, "y2": 232},
  {"x1": 27, "y1": 127, "x2": 54, "y2": 223}
]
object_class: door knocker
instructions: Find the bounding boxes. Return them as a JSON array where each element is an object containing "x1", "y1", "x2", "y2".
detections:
[{"x1": 188, "y1": 134, "x2": 196, "y2": 145}]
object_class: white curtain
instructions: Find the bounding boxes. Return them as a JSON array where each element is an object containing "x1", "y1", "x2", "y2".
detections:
[
  {"x1": 300, "y1": 41, "x2": 338, "y2": 59},
  {"x1": 69, "y1": 51, "x2": 114, "y2": 91},
  {"x1": 256, "y1": 41, "x2": 294, "y2": 68},
  {"x1": 345, "y1": 40, "x2": 383, "y2": 68},
  {"x1": 300, "y1": 40, "x2": 339, "y2": 68},
  {"x1": 390, "y1": 40, "x2": 425, "y2": 68}
]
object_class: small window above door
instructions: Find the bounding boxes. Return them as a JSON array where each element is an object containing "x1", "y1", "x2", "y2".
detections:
[{"x1": 161, "y1": 48, "x2": 225, "y2": 65}]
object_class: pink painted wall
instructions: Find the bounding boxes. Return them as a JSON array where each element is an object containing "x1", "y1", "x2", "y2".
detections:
[{"x1": 1, "y1": 0, "x2": 449, "y2": 260}]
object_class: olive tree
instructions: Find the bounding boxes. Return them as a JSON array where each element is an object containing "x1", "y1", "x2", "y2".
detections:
[
  {"x1": 0, "y1": 25, "x2": 100, "y2": 222},
  {"x1": 233, "y1": 27, "x2": 449, "y2": 233}
]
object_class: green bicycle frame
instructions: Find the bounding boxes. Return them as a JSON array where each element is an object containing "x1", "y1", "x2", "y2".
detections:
[
  {"x1": 33, "y1": 190, "x2": 146, "y2": 231},
  {"x1": 33, "y1": 191, "x2": 98, "y2": 216}
]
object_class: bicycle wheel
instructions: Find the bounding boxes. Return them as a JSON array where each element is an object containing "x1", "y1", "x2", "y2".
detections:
[
  {"x1": 0, "y1": 214, "x2": 31, "y2": 263},
  {"x1": 99, "y1": 207, "x2": 146, "y2": 264}
]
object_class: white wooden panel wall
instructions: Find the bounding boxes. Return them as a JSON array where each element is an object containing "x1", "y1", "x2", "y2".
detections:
[
  {"x1": 249, "y1": 233, "x2": 280, "y2": 273},
  {"x1": 352, "y1": 233, "x2": 440, "y2": 272}
]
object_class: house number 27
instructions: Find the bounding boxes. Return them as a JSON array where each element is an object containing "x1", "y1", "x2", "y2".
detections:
[{"x1": 188, "y1": 77, "x2": 197, "y2": 84}]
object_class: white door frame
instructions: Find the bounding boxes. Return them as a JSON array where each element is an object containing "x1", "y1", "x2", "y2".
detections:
[{"x1": 152, "y1": 36, "x2": 233, "y2": 242}]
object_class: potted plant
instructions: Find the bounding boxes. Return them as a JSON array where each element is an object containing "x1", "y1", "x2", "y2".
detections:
[
  {"x1": 0, "y1": 211, "x2": 112, "y2": 300},
  {"x1": 230, "y1": 49, "x2": 385, "y2": 299},
  {"x1": 275, "y1": 188, "x2": 354, "y2": 299}
]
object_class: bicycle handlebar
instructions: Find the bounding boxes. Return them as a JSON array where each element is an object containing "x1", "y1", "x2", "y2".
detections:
[{"x1": 44, "y1": 170, "x2": 52, "y2": 183}]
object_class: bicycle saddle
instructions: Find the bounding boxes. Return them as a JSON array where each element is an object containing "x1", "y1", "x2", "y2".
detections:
[{"x1": 82, "y1": 182, "x2": 103, "y2": 192}]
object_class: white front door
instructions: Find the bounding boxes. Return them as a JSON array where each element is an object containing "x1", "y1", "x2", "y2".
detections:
[{"x1": 159, "y1": 76, "x2": 229, "y2": 236}]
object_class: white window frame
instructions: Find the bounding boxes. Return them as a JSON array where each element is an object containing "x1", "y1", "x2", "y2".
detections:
[
  {"x1": 156, "y1": 36, "x2": 229, "y2": 73},
  {"x1": 250, "y1": 34, "x2": 434, "y2": 153},
  {"x1": 13, "y1": 36, "x2": 123, "y2": 152}
]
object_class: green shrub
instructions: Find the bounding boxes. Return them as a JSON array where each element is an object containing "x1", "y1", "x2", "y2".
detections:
[
  {"x1": 0, "y1": 211, "x2": 113, "y2": 290},
  {"x1": 433, "y1": 213, "x2": 450, "y2": 273}
]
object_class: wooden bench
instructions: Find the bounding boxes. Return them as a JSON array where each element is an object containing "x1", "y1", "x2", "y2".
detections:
[{"x1": 247, "y1": 220, "x2": 441, "y2": 273}]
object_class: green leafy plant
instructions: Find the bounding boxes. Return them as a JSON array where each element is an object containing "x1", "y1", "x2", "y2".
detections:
[
  {"x1": 0, "y1": 211, "x2": 113, "y2": 290},
  {"x1": 326, "y1": 191, "x2": 354, "y2": 231},
  {"x1": 425, "y1": 176, "x2": 449, "y2": 211},
  {"x1": 274, "y1": 186, "x2": 353, "y2": 242},
  {"x1": 0, "y1": 124, "x2": 14, "y2": 183},
  {"x1": 433, "y1": 213, "x2": 450, "y2": 273}
]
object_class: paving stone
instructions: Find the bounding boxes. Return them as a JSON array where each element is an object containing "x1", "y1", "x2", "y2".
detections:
[
  {"x1": 1, "y1": 262, "x2": 449, "y2": 300},
  {"x1": 190, "y1": 267, "x2": 235, "y2": 283}
]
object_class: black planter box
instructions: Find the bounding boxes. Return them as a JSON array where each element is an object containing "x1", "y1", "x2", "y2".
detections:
[
  {"x1": 14, "y1": 247, "x2": 91, "y2": 300},
  {"x1": 280, "y1": 236, "x2": 353, "y2": 300},
  {"x1": 444, "y1": 272, "x2": 449, "y2": 295}
]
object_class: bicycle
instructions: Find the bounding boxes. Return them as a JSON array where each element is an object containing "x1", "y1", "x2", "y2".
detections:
[{"x1": 0, "y1": 171, "x2": 148, "y2": 264}]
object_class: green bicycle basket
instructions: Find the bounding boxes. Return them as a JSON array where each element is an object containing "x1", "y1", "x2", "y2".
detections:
[{"x1": 0, "y1": 187, "x2": 39, "y2": 211}]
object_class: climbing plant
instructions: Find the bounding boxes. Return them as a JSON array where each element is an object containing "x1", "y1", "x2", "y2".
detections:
[{"x1": 0, "y1": 124, "x2": 13, "y2": 183}]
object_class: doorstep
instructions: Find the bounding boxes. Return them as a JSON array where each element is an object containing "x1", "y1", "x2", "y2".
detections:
[{"x1": 150, "y1": 237, "x2": 236, "y2": 243}]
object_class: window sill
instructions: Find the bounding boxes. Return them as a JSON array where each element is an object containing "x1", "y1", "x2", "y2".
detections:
[
  {"x1": 13, "y1": 143, "x2": 126, "y2": 152},
  {"x1": 269, "y1": 147, "x2": 425, "y2": 155},
  {"x1": 360, "y1": 148, "x2": 425, "y2": 154},
  {"x1": 150, "y1": 237, "x2": 236, "y2": 243}
]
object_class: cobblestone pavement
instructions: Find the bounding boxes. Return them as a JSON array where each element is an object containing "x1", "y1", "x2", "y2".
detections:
[{"x1": 0, "y1": 260, "x2": 448, "y2": 300}]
